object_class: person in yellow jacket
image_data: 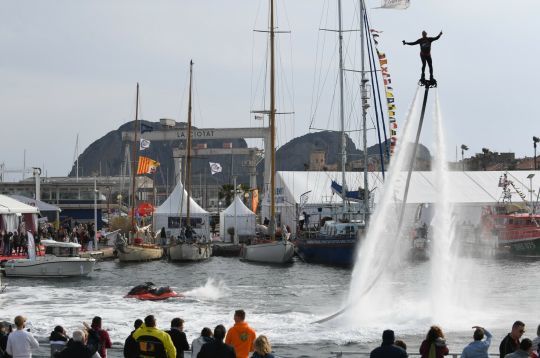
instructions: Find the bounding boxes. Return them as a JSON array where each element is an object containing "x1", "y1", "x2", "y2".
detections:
[
  {"x1": 133, "y1": 315, "x2": 177, "y2": 358},
  {"x1": 225, "y1": 309, "x2": 256, "y2": 358}
]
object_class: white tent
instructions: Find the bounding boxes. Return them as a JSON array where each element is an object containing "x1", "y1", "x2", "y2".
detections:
[
  {"x1": 153, "y1": 181, "x2": 210, "y2": 239},
  {"x1": 0, "y1": 194, "x2": 40, "y2": 233},
  {"x1": 219, "y1": 196, "x2": 256, "y2": 239}
]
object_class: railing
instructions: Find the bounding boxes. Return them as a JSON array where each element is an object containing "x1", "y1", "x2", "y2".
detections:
[{"x1": 330, "y1": 352, "x2": 500, "y2": 358}]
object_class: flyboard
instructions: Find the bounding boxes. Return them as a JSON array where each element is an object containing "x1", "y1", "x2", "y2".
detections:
[{"x1": 314, "y1": 78, "x2": 437, "y2": 324}]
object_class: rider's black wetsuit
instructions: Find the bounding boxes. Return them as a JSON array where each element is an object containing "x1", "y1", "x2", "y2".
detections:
[{"x1": 404, "y1": 33, "x2": 442, "y2": 80}]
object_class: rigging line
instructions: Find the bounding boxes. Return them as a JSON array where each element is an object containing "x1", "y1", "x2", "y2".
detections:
[
  {"x1": 365, "y1": 12, "x2": 390, "y2": 160},
  {"x1": 363, "y1": 11, "x2": 385, "y2": 179}
]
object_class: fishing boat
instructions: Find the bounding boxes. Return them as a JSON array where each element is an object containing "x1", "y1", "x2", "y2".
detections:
[
  {"x1": 240, "y1": 0, "x2": 295, "y2": 264},
  {"x1": 117, "y1": 84, "x2": 163, "y2": 262},
  {"x1": 168, "y1": 61, "x2": 212, "y2": 262},
  {"x1": 480, "y1": 173, "x2": 540, "y2": 256},
  {"x1": 294, "y1": 0, "x2": 385, "y2": 266},
  {"x1": 1, "y1": 239, "x2": 96, "y2": 278}
]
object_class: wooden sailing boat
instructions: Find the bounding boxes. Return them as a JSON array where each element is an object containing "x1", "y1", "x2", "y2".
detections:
[
  {"x1": 168, "y1": 61, "x2": 212, "y2": 262},
  {"x1": 241, "y1": 0, "x2": 295, "y2": 264},
  {"x1": 116, "y1": 83, "x2": 163, "y2": 262}
]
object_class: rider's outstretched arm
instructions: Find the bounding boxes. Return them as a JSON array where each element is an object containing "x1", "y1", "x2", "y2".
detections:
[
  {"x1": 403, "y1": 39, "x2": 421, "y2": 46},
  {"x1": 431, "y1": 31, "x2": 443, "y2": 41}
]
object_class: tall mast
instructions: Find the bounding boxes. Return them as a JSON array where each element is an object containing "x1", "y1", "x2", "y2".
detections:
[
  {"x1": 337, "y1": 0, "x2": 347, "y2": 214},
  {"x1": 186, "y1": 60, "x2": 194, "y2": 223},
  {"x1": 360, "y1": 0, "x2": 370, "y2": 221},
  {"x1": 130, "y1": 83, "x2": 139, "y2": 232},
  {"x1": 269, "y1": 0, "x2": 277, "y2": 240}
]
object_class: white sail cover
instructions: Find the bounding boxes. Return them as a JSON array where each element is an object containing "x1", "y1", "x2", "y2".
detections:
[
  {"x1": 379, "y1": 0, "x2": 410, "y2": 9},
  {"x1": 153, "y1": 181, "x2": 210, "y2": 239},
  {"x1": 219, "y1": 196, "x2": 256, "y2": 238}
]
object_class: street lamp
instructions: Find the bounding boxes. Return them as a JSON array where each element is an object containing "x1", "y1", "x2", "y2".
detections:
[
  {"x1": 533, "y1": 136, "x2": 539, "y2": 170},
  {"x1": 527, "y1": 173, "x2": 535, "y2": 209},
  {"x1": 460, "y1": 144, "x2": 469, "y2": 171}
]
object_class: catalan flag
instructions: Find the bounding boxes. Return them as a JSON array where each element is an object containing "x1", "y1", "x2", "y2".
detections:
[{"x1": 137, "y1": 156, "x2": 160, "y2": 175}]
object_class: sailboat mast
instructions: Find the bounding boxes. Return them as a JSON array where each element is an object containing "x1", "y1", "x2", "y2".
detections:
[
  {"x1": 130, "y1": 83, "x2": 139, "y2": 232},
  {"x1": 186, "y1": 60, "x2": 194, "y2": 223},
  {"x1": 337, "y1": 0, "x2": 347, "y2": 214},
  {"x1": 269, "y1": 0, "x2": 277, "y2": 240},
  {"x1": 360, "y1": 0, "x2": 370, "y2": 221}
]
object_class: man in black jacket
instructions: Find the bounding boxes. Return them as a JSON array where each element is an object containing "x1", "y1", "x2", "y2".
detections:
[
  {"x1": 197, "y1": 325, "x2": 235, "y2": 358},
  {"x1": 403, "y1": 30, "x2": 443, "y2": 81},
  {"x1": 499, "y1": 321, "x2": 525, "y2": 358},
  {"x1": 370, "y1": 329, "x2": 407, "y2": 358},
  {"x1": 124, "y1": 319, "x2": 143, "y2": 358},
  {"x1": 56, "y1": 330, "x2": 93, "y2": 358},
  {"x1": 166, "y1": 318, "x2": 190, "y2": 358}
]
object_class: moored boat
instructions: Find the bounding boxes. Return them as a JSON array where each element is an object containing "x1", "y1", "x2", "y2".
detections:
[
  {"x1": 1, "y1": 239, "x2": 95, "y2": 278},
  {"x1": 241, "y1": 238, "x2": 295, "y2": 264},
  {"x1": 294, "y1": 220, "x2": 365, "y2": 267},
  {"x1": 115, "y1": 235, "x2": 163, "y2": 262}
]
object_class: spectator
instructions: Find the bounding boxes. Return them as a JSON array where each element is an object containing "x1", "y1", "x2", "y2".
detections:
[
  {"x1": 225, "y1": 310, "x2": 256, "y2": 358},
  {"x1": 505, "y1": 339, "x2": 533, "y2": 358},
  {"x1": 49, "y1": 325, "x2": 69, "y2": 356},
  {"x1": 191, "y1": 327, "x2": 213, "y2": 358},
  {"x1": 0, "y1": 322, "x2": 10, "y2": 356},
  {"x1": 370, "y1": 329, "x2": 407, "y2": 358},
  {"x1": 461, "y1": 326, "x2": 492, "y2": 358},
  {"x1": 88, "y1": 316, "x2": 112, "y2": 358},
  {"x1": 395, "y1": 340, "x2": 407, "y2": 352},
  {"x1": 252, "y1": 335, "x2": 275, "y2": 358},
  {"x1": 56, "y1": 330, "x2": 94, "y2": 358},
  {"x1": 124, "y1": 319, "x2": 143, "y2": 358},
  {"x1": 532, "y1": 324, "x2": 540, "y2": 358},
  {"x1": 6, "y1": 315, "x2": 39, "y2": 358},
  {"x1": 133, "y1": 315, "x2": 176, "y2": 358},
  {"x1": 500, "y1": 321, "x2": 525, "y2": 358},
  {"x1": 419, "y1": 325, "x2": 449, "y2": 358},
  {"x1": 197, "y1": 325, "x2": 235, "y2": 358},
  {"x1": 166, "y1": 318, "x2": 190, "y2": 358}
]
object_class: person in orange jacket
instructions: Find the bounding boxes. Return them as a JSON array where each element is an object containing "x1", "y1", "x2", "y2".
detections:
[{"x1": 225, "y1": 309, "x2": 256, "y2": 358}]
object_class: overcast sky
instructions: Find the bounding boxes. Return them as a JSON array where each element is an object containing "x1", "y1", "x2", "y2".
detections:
[{"x1": 1, "y1": 0, "x2": 539, "y2": 179}]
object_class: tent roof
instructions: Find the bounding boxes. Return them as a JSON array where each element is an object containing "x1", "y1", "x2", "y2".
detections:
[
  {"x1": 222, "y1": 196, "x2": 255, "y2": 216},
  {"x1": 274, "y1": 170, "x2": 540, "y2": 205},
  {"x1": 0, "y1": 194, "x2": 40, "y2": 214},
  {"x1": 9, "y1": 195, "x2": 61, "y2": 213},
  {"x1": 155, "y1": 181, "x2": 208, "y2": 215}
]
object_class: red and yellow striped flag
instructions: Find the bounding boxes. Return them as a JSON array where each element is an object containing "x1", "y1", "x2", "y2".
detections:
[{"x1": 137, "y1": 156, "x2": 160, "y2": 175}]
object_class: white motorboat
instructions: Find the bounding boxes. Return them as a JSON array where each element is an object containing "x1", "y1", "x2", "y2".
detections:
[
  {"x1": 168, "y1": 241, "x2": 212, "y2": 262},
  {"x1": 241, "y1": 239, "x2": 295, "y2": 264},
  {"x1": 1, "y1": 240, "x2": 96, "y2": 278}
]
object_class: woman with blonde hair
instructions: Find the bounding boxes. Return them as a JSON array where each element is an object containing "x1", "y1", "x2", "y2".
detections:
[
  {"x1": 252, "y1": 335, "x2": 275, "y2": 358},
  {"x1": 420, "y1": 325, "x2": 449, "y2": 358}
]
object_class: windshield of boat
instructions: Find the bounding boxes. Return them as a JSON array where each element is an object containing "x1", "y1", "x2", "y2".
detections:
[{"x1": 45, "y1": 246, "x2": 80, "y2": 257}]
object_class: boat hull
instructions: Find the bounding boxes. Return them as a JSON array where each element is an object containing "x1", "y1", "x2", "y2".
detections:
[
  {"x1": 168, "y1": 243, "x2": 212, "y2": 261},
  {"x1": 2, "y1": 257, "x2": 96, "y2": 278},
  {"x1": 117, "y1": 245, "x2": 163, "y2": 262},
  {"x1": 241, "y1": 241, "x2": 295, "y2": 264},
  {"x1": 294, "y1": 238, "x2": 356, "y2": 267},
  {"x1": 507, "y1": 237, "x2": 540, "y2": 255}
]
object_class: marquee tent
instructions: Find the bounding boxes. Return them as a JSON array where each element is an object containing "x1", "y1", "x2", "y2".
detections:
[{"x1": 219, "y1": 196, "x2": 256, "y2": 239}]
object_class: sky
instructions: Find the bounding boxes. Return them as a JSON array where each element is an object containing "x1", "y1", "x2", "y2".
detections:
[{"x1": 1, "y1": 0, "x2": 539, "y2": 180}]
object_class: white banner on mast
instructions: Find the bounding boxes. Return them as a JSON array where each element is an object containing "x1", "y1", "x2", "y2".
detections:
[{"x1": 378, "y1": 0, "x2": 410, "y2": 9}]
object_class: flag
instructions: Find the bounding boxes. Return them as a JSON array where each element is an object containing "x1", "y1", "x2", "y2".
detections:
[
  {"x1": 140, "y1": 123, "x2": 153, "y2": 133},
  {"x1": 378, "y1": 0, "x2": 410, "y2": 9},
  {"x1": 137, "y1": 156, "x2": 160, "y2": 174},
  {"x1": 251, "y1": 189, "x2": 259, "y2": 213},
  {"x1": 209, "y1": 162, "x2": 222, "y2": 175},
  {"x1": 140, "y1": 138, "x2": 151, "y2": 151}
]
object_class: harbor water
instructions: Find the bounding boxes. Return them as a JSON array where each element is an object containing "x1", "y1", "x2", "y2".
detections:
[{"x1": 1, "y1": 255, "x2": 539, "y2": 357}]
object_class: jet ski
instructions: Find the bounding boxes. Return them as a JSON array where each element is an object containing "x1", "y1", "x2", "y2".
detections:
[{"x1": 125, "y1": 282, "x2": 184, "y2": 301}]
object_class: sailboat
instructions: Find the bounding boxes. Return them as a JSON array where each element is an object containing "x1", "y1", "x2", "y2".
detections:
[
  {"x1": 241, "y1": 0, "x2": 295, "y2": 264},
  {"x1": 294, "y1": 0, "x2": 378, "y2": 267},
  {"x1": 168, "y1": 61, "x2": 212, "y2": 262},
  {"x1": 116, "y1": 84, "x2": 163, "y2": 262}
]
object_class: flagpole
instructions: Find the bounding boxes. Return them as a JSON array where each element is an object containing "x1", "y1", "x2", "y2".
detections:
[{"x1": 130, "y1": 83, "x2": 139, "y2": 234}]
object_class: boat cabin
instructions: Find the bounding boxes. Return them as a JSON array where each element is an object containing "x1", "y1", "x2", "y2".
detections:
[
  {"x1": 320, "y1": 220, "x2": 365, "y2": 237},
  {"x1": 42, "y1": 240, "x2": 81, "y2": 257}
]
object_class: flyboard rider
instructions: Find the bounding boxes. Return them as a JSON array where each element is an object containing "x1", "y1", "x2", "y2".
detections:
[{"x1": 403, "y1": 30, "x2": 443, "y2": 82}]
